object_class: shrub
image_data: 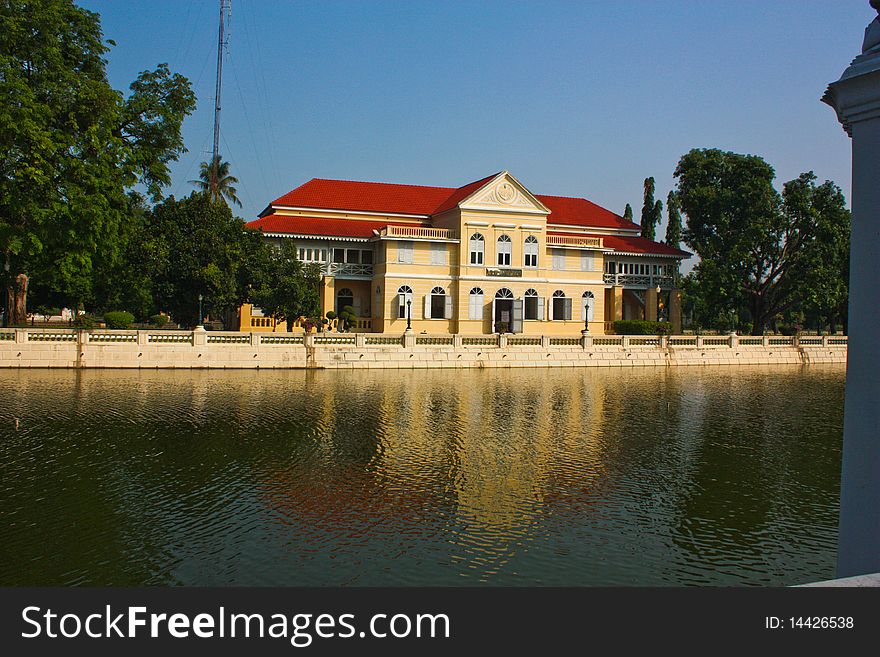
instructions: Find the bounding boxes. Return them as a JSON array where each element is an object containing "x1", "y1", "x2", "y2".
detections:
[
  {"x1": 339, "y1": 305, "x2": 358, "y2": 332},
  {"x1": 74, "y1": 313, "x2": 97, "y2": 330},
  {"x1": 150, "y1": 313, "x2": 169, "y2": 328},
  {"x1": 325, "y1": 311, "x2": 337, "y2": 321},
  {"x1": 103, "y1": 311, "x2": 135, "y2": 329},
  {"x1": 613, "y1": 320, "x2": 672, "y2": 335}
]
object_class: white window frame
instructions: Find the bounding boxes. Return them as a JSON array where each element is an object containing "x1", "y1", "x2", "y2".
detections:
[
  {"x1": 469, "y1": 233, "x2": 484, "y2": 265},
  {"x1": 468, "y1": 287, "x2": 484, "y2": 320},
  {"x1": 397, "y1": 285, "x2": 413, "y2": 319},
  {"x1": 524, "y1": 236, "x2": 538, "y2": 268},
  {"x1": 581, "y1": 252, "x2": 594, "y2": 272},
  {"x1": 427, "y1": 286, "x2": 450, "y2": 320},
  {"x1": 497, "y1": 234, "x2": 512, "y2": 267},
  {"x1": 552, "y1": 249, "x2": 565, "y2": 271},
  {"x1": 430, "y1": 241, "x2": 447, "y2": 265},
  {"x1": 523, "y1": 288, "x2": 543, "y2": 321},
  {"x1": 550, "y1": 290, "x2": 572, "y2": 321},
  {"x1": 582, "y1": 291, "x2": 595, "y2": 322},
  {"x1": 397, "y1": 241, "x2": 414, "y2": 264}
]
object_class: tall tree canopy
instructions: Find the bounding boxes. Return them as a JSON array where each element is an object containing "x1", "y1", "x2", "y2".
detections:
[
  {"x1": 665, "y1": 191, "x2": 682, "y2": 249},
  {"x1": 640, "y1": 177, "x2": 658, "y2": 240},
  {"x1": 190, "y1": 155, "x2": 242, "y2": 208},
  {"x1": 251, "y1": 240, "x2": 321, "y2": 331},
  {"x1": 675, "y1": 148, "x2": 850, "y2": 335},
  {"x1": 0, "y1": 0, "x2": 195, "y2": 325},
  {"x1": 623, "y1": 203, "x2": 633, "y2": 223},
  {"x1": 145, "y1": 193, "x2": 264, "y2": 327}
]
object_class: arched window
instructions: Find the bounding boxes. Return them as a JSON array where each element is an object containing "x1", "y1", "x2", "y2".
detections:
[
  {"x1": 582, "y1": 290, "x2": 595, "y2": 322},
  {"x1": 337, "y1": 287, "x2": 355, "y2": 316},
  {"x1": 397, "y1": 285, "x2": 413, "y2": 319},
  {"x1": 524, "y1": 235, "x2": 538, "y2": 268},
  {"x1": 468, "y1": 287, "x2": 484, "y2": 320},
  {"x1": 495, "y1": 288, "x2": 514, "y2": 299},
  {"x1": 497, "y1": 234, "x2": 512, "y2": 266},
  {"x1": 551, "y1": 289, "x2": 572, "y2": 321},
  {"x1": 524, "y1": 288, "x2": 542, "y2": 321},
  {"x1": 427, "y1": 285, "x2": 451, "y2": 320},
  {"x1": 469, "y1": 233, "x2": 484, "y2": 265}
]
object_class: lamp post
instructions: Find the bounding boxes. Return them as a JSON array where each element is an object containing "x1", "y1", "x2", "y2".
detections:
[
  {"x1": 198, "y1": 293, "x2": 203, "y2": 327},
  {"x1": 406, "y1": 299, "x2": 412, "y2": 331}
]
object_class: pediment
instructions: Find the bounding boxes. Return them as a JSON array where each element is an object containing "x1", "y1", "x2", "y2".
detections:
[{"x1": 458, "y1": 172, "x2": 550, "y2": 215}]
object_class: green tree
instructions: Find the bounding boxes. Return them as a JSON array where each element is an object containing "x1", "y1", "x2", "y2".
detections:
[
  {"x1": 665, "y1": 190, "x2": 682, "y2": 249},
  {"x1": 251, "y1": 240, "x2": 321, "y2": 331},
  {"x1": 623, "y1": 203, "x2": 633, "y2": 223},
  {"x1": 675, "y1": 149, "x2": 850, "y2": 335},
  {"x1": 148, "y1": 193, "x2": 259, "y2": 327},
  {"x1": 0, "y1": 0, "x2": 195, "y2": 325},
  {"x1": 640, "y1": 177, "x2": 658, "y2": 240},
  {"x1": 190, "y1": 155, "x2": 242, "y2": 207}
]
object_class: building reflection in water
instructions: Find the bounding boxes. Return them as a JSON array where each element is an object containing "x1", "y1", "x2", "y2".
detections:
[{"x1": 0, "y1": 365, "x2": 844, "y2": 586}]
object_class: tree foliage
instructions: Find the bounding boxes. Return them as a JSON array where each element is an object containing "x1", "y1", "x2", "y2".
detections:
[
  {"x1": 675, "y1": 148, "x2": 850, "y2": 334},
  {"x1": 665, "y1": 191, "x2": 682, "y2": 250},
  {"x1": 623, "y1": 203, "x2": 633, "y2": 223},
  {"x1": 190, "y1": 155, "x2": 242, "y2": 208},
  {"x1": 0, "y1": 0, "x2": 195, "y2": 325},
  {"x1": 142, "y1": 193, "x2": 264, "y2": 327},
  {"x1": 640, "y1": 177, "x2": 658, "y2": 240},
  {"x1": 251, "y1": 240, "x2": 321, "y2": 331}
]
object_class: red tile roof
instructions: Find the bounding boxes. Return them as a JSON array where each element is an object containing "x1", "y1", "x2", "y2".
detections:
[
  {"x1": 596, "y1": 234, "x2": 691, "y2": 257},
  {"x1": 269, "y1": 178, "x2": 452, "y2": 216},
  {"x1": 263, "y1": 176, "x2": 641, "y2": 231},
  {"x1": 247, "y1": 215, "x2": 414, "y2": 239},
  {"x1": 431, "y1": 172, "x2": 502, "y2": 215}
]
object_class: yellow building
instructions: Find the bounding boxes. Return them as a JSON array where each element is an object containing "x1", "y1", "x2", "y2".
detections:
[{"x1": 243, "y1": 171, "x2": 689, "y2": 334}]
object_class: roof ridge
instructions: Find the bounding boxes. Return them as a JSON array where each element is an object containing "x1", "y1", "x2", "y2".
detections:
[{"x1": 307, "y1": 177, "x2": 456, "y2": 192}]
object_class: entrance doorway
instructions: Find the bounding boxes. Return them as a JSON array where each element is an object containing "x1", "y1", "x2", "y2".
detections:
[{"x1": 493, "y1": 288, "x2": 522, "y2": 333}]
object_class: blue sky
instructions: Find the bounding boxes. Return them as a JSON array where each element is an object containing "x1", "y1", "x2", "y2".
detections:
[{"x1": 79, "y1": 0, "x2": 870, "y2": 229}]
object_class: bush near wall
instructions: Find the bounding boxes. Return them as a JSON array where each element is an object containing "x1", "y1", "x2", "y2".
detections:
[
  {"x1": 103, "y1": 311, "x2": 135, "y2": 329},
  {"x1": 613, "y1": 320, "x2": 672, "y2": 335}
]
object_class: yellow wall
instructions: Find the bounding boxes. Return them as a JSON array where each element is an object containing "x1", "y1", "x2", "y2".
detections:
[{"x1": 255, "y1": 181, "x2": 680, "y2": 335}]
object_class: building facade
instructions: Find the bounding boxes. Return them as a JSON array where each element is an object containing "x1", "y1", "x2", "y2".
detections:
[{"x1": 243, "y1": 171, "x2": 689, "y2": 334}]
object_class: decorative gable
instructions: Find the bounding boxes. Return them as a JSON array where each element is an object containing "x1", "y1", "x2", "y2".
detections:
[{"x1": 457, "y1": 172, "x2": 550, "y2": 216}]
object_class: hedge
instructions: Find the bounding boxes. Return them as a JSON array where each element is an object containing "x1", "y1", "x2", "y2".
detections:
[
  {"x1": 612, "y1": 320, "x2": 672, "y2": 335},
  {"x1": 103, "y1": 311, "x2": 135, "y2": 329}
]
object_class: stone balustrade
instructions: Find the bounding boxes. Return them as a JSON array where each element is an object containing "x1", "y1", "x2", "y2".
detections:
[{"x1": 0, "y1": 328, "x2": 847, "y2": 370}]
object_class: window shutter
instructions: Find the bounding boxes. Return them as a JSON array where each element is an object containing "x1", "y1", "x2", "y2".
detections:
[
  {"x1": 397, "y1": 294, "x2": 405, "y2": 318},
  {"x1": 444, "y1": 295, "x2": 453, "y2": 319},
  {"x1": 537, "y1": 297, "x2": 545, "y2": 321},
  {"x1": 548, "y1": 297, "x2": 554, "y2": 321},
  {"x1": 512, "y1": 299, "x2": 524, "y2": 334},
  {"x1": 423, "y1": 295, "x2": 430, "y2": 319},
  {"x1": 564, "y1": 298, "x2": 573, "y2": 321},
  {"x1": 581, "y1": 253, "x2": 593, "y2": 271}
]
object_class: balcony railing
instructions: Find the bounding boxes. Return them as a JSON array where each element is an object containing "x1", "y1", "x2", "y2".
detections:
[
  {"x1": 547, "y1": 235, "x2": 603, "y2": 249},
  {"x1": 603, "y1": 273, "x2": 675, "y2": 288},
  {"x1": 321, "y1": 262, "x2": 374, "y2": 278},
  {"x1": 379, "y1": 225, "x2": 457, "y2": 240}
]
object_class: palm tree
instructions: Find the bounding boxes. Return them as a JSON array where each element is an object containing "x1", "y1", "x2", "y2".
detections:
[{"x1": 190, "y1": 155, "x2": 242, "y2": 207}]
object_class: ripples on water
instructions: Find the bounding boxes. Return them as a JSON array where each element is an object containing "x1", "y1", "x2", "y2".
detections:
[{"x1": 0, "y1": 366, "x2": 843, "y2": 586}]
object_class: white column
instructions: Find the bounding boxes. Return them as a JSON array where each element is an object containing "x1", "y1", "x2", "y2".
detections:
[{"x1": 822, "y1": 8, "x2": 880, "y2": 578}]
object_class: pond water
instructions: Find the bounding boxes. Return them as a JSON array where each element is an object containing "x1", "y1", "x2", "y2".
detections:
[{"x1": 0, "y1": 365, "x2": 844, "y2": 586}]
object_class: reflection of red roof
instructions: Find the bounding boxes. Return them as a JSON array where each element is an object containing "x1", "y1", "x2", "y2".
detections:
[
  {"x1": 262, "y1": 176, "x2": 641, "y2": 231},
  {"x1": 247, "y1": 215, "x2": 418, "y2": 239}
]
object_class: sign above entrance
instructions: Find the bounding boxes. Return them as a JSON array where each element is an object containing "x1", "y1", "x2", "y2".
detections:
[{"x1": 486, "y1": 268, "x2": 523, "y2": 278}]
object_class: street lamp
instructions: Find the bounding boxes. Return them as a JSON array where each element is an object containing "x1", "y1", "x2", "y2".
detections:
[
  {"x1": 406, "y1": 299, "x2": 412, "y2": 331},
  {"x1": 198, "y1": 293, "x2": 203, "y2": 327}
]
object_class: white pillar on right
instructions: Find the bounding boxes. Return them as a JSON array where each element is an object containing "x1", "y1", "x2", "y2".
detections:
[{"x1": 822, "y1": 4, "x2": 880, "y2": 579}]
